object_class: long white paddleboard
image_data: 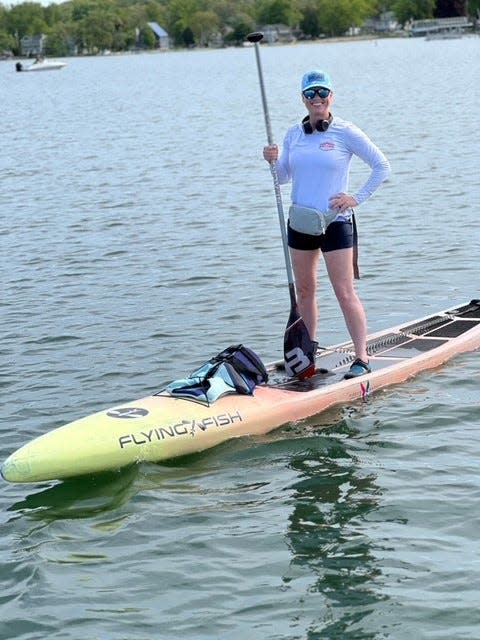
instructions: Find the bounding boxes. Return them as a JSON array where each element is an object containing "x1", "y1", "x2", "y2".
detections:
[{"x1": 2, "y1": 300, "x2": 480, "y2": 483}]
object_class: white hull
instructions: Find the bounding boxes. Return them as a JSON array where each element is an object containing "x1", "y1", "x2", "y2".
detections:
[{"x1": 17, "y1": 60, "x2": 67, "y2": 72}]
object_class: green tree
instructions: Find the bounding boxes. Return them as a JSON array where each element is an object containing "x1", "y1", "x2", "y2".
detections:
[
  {"x1": 391, "y1": 0, "x2": 435, "y2": 24},
  {"x1": 0, "y1": 5, "x2": 7, "y2": 38},
  {"x1": 166, "y1": 0, "x2": 199, "y2": 45},
  {"x1": 3, "y1": 0, "x2": 458, "y2": 54},
  {"x1": 190, "y1": 10, "x2": 220, "y2": 45},
  {"x1": 372, "y1": 0, "x2": 396, "y2": 12},
  {"x1": 44, "y1": 23, "x2": 70, "y2": 55},
  {"x1": 316, "y1": 0, "x2": 374, "y2": 36},
  {"x1": 0, "y1": 3, "x2": 15, "y2": 52},
  {"x1": 224, "y1": 15, "x2": 256, "y2": 44},
  {"x1": 74, "y1": 7, "x2": 118, "y2": 52},
  {"x1": 299, "y1": 2, "x2": 322, "y2": 37},
  {"x1": 141, "y1": 24, "x2": 157, "y2": 48},
  {"x1": 71, "y1": 0, "x2": 98, "y2": 23},
  {"x1": 182, "y1": 25, "x2": 195, "y2": 45},
  {"x1": 144, "y1": 0, "x2": 167, "y2": 22},
  {"x1": 43, "y1": 3, "x2": 63, "y2": 28},
  {"x1": 0, "y1": 29, "x2": 16, "y2": 53},
  {"x1": 6, "y1": 2, "x2": 48, "y2": 39},
  {"x1": 256, "y1": 0, "x2": 302, "y2": 25},
  {"x1": 207, "y1": 0, "x2": 250, "y2": 24},
  {"x1": 468, "y1": 0, "x2": 480, "y2": 16}
]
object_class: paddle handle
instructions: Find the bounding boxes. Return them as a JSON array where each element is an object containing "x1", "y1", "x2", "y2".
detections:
[{"x1": 248, "y1": 33, "x2": 295, "y2": 297}]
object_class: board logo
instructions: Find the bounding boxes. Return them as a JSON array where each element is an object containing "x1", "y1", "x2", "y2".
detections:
[
  {"x1": 285, "y1": 347, "x2": 311, "y2": 377},
  {"x1": 107, "y1": 407, "x2": 149, "y2": 419}
]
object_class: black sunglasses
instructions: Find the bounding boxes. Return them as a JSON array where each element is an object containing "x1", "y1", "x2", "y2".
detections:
[{"x1": 302, "y1": 87, "x2": 331, "y2": 100}]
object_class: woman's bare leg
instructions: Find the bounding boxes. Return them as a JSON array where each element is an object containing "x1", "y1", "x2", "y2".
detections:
[
  {"x1": 323, "y1": 248, "x2": 368, "y2": 361},
  {"x1": 290, "y1": 248, "x2": 321, "y2": 341}
]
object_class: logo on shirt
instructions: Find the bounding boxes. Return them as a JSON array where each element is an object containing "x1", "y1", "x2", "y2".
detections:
[{"x1": 319, "y1": 141, "x2": 335, "y2": 150}]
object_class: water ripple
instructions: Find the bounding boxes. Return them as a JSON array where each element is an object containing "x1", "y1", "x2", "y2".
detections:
[{"x1": 1, "y1": 38, "x2": 480, "y2": 640}]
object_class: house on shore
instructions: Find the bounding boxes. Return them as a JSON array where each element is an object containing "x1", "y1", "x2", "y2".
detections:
[
  {"x1": 364, "y1": 11, "x2": 399, "y2": 34},
  {"x1": 147, "y1": 22, "x2": 170, "y2": 50},
  {"x1": 260, "y1": 24, "x2": 295, "y2": 44},
  {"x1": 21, "y1": 34, "x2": 47, "y2": 56}
]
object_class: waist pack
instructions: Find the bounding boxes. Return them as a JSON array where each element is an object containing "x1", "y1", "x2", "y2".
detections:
[
  {"x1": 161, "y1": 344, "x2": 268, "y2": 405},
  {"x1": 288, "y1": 204, "x2": 339, "y2": 236}
]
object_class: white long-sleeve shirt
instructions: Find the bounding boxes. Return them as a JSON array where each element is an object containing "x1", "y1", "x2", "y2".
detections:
[{"x1": 274, "y1": 116, "x2": 390, "y2": 219}]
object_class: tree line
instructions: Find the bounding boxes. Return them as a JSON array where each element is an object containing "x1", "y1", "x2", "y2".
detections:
[{"x1": 0, "y1": 0, "x2": 475, "y2": 56}]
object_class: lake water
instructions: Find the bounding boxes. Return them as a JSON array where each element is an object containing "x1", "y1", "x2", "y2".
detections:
[{"x1": 1, "y1": 36, "x2": 480, "y2": 639}]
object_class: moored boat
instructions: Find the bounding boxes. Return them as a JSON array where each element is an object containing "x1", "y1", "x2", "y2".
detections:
[{"x1": 16, "y1": 58, "x2": 67, "y2": 72}]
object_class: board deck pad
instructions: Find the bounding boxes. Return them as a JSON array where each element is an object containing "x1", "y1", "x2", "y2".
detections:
[{"x1": 269, "y1": 300, "x2": 480, "y2": 392}]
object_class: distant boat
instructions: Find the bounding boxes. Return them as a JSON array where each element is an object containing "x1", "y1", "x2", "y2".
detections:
[{"x1": 15, "y1": 58, "x2": 67, "y2": 72}]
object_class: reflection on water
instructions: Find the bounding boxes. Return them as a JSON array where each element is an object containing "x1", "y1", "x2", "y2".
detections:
[
  {"x1": 285, "y1": 424, "x2": 384, "y2": 638},
  {"x1": 7, "y1": 466, "x2": 139, "y2": 521},
  {"x1": 1, "y1": 36, "x2": 480, "y2": 640}
]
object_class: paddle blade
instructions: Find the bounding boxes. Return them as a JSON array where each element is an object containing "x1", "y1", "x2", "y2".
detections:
[{"x1": 284, "y1": 304, "x2": 316, "y2": 378}]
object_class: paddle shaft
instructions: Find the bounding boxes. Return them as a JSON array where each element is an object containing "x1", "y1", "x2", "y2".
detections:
[{"x1": 249, "y1": 34, "x2": 296, "y2": 307}]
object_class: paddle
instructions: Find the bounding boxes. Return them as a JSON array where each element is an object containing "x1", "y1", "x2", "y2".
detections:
[{"x1": 246, "y1": 31, "x2": 316, "y2": 379}]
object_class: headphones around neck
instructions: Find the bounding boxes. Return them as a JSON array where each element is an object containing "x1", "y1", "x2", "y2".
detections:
[{"x1": 302, "y1": 114, "x2": 333, "y2": 134}]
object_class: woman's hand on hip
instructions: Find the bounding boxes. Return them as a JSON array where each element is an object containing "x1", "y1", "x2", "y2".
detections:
[{"x1": 329, "y1": 193, "x2": 358, "y2": 213}]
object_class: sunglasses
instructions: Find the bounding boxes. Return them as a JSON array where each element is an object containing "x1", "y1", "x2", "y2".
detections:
[{"x1": 302, "y1": 87, "x2": 331, "y2": 100}]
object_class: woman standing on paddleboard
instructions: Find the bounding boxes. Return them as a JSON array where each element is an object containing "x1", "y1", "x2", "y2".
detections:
[{"x1": 263, "y1": 70, "x2": 390, "y2": 378}]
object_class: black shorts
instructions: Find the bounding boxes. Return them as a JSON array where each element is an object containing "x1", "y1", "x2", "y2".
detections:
[{"x1": 288, "y1": 220, "x2": 354, "y2": 252}]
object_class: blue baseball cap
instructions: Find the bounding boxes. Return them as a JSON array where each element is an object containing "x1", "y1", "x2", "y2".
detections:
[{"x1": 301, "y1": 70, "x2": 333, "y2": 92}]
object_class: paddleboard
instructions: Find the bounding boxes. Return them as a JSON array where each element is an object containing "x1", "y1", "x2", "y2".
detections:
[{"x1": 2, "y1": 300, "x2": 480, "y2": 484}]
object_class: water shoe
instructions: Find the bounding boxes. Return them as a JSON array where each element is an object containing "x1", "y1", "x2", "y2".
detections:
[{"x1": 344, "y1": 358, "x2": 371, "y2": 379}]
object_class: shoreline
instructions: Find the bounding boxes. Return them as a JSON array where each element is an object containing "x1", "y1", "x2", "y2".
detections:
[{"x1": 4, "y1": 29, "x2": 478, "y2": 62}]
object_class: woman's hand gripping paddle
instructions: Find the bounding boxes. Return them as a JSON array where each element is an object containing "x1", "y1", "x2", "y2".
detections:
[{"x1": 247, "y1": 32, "x2": 316, "y2": 379}]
